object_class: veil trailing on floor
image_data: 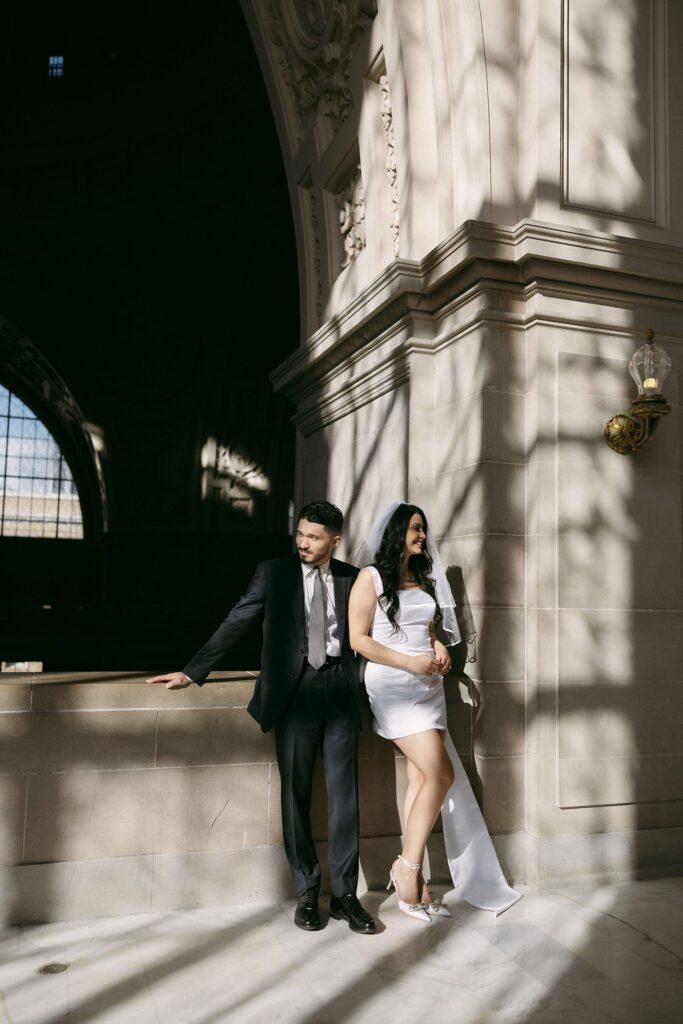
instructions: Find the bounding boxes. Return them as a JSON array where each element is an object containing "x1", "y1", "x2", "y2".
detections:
[{"x1": 353, "y1": 501, "x2": 521, "y2": 915}]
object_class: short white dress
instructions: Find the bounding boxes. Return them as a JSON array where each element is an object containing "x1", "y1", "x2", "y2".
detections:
[
  {"x1": 363, "y1": 565, "x2": 522, "y2": 916},
  {"x1": 364, "y1": 566, "x2": 446, "y2": 738}
]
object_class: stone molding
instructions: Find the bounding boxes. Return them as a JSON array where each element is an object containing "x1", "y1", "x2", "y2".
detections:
[
  {"x1": 292, "y1": 342, "x2": 410, "y2": 434},
  {"x1": 271, "y1": 219, "x2": 683, "y2": 401}
]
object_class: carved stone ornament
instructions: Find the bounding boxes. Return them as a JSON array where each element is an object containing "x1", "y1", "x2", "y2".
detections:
[
  {"x1": 379, "y1": 73, "x2": 399, "y2": 257},
  {"x1": 269, "y1": 1, "x2": 377, "y2": 132},
  {"x1": 336, "y1": 165, "x2": 366, "y2": 268},
  {"x1": 308, "y1": 188, "x2": 323, "y2": 321}
]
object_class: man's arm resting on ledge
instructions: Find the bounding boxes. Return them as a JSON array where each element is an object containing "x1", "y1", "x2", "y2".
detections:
[{"x1": 147, "y1": 563, "x2": 267, "y2": 690}]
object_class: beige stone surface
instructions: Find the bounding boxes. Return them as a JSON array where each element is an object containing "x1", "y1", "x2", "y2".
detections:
[
  {"x1": 558, "y1": 681, "x2": 683, "y2": 759},
  {"x1": 558, "y1": 608, "x2": 682, "y2": 687},
  {"x1": 358, "y1": 757, "x2": 406, "y2": 838},
  {"x1": 435, "y1": 461, "x2": 525, "y2": 537},
  {"x1": 0, "y1": 681, "x2": 31, "y2": 712},
  {"x1": 559, "y1": 753, "x2": 683, "y2": 808},
  {"x1": 526, "y1": 459, "x2": 557, "y2": 536},
  {"x1": 556, "y1": 350, "x2": 635, "y2": 402},
  {"x1": 473, "y1": 754, "x2": 525, "y2": 833},
  {"x1": 526, "y1": 532, "x2": 557, "y2": 609},
  {"x1": 0, "y1": 774, "x2": 27, "y2": 866},
  {"x1": 0, "y1": 709, "x2": 157, "y2": 775},
  {"x1": 483, "y1": 390, "x2": 527, "y2": 464},
  {"x1": 155, "y1": 707, "x2": 275, "y2": 767},
  {"x1": 558, "y1": 534, "x2": 682, "y2": 610},
  {"x1": 435, "y1": 329, "x2": 526, "y2": 403},
  {"x1": 150, "y1": 845, "x2": 295, "y2": 911},
  {"x1": 267, "y1": 763, "x2": 283, "y2": 845},
  {"x1": 434, "y1": 391, "x2": 483, "y2": 474},
  {"x1": 0, "y1": 856, "x2": 155, "y2": 924},
  {"x1": 474, "y1": 681, "x2": 526, "y2": 757},
  {"x1": 439, "y1": 533, "x2": 525, "y2": 608},
  {"x1": 532, "y1": 760, "x2": 683, "y2": 837},
  {"x1": 474, "y1": 607, "x2": 526, "y2": 682},
  {"x1": 24, "y1": 763, "x2": 270, "y2": 862},
  {"x1": 527, "y1": 608, "x2": 557, "y2": 685},
  {"x1": 527, "y1": 679, "x2": 560, "y2": 762},
  {"x1": 536, "y1": 828, "x2": 683, "y2": 888},
  {"x1": 558, "y1": 461, "x2": 682, "y2": 541}
]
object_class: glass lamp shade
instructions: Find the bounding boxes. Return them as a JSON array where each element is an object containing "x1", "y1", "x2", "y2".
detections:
[{"x1": 628, "y1": 339, "x2": 671, "y2": 396}]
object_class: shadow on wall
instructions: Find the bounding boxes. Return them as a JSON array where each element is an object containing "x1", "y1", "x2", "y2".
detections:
[
  {"x1": 314, "y1": 0, "x2": 681, "y2": 1018},
  {"x1": 1, "y1": 1, "x2": 681, "y2": 1020}
]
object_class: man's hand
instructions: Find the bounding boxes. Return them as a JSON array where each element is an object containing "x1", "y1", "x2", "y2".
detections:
[
  {"x1": 146, "y1": 672, "x2": 192, "y2": 690},
  {"x1": 432, "y1": 640, "x2": 452, "y2": 675}
]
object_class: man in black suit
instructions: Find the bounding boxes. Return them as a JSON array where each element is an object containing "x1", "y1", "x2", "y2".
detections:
[{"x1": 147, "y1": 500, "x2": 376, "y2": 934}]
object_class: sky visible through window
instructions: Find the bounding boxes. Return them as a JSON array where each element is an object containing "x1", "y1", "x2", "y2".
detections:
[
  {"x1": 48, "y1": 55, "x2": 64, "y2": 77},
  {"x1": 0, "y1": 384, "x2": 83, "y2": 538}
]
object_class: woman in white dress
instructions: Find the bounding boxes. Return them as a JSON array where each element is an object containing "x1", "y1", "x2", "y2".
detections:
[{"x1": 349, "y1": 502, "x2": 521, "y2": 922}]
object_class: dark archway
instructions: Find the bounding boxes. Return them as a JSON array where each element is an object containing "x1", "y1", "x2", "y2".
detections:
[{"x1": 0, "y1": 2, "x2": 298, "y2": 669}]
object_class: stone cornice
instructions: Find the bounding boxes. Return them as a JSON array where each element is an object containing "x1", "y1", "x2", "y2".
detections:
[{"x1": 271, "y1": 219, "x2": 683, "y2": 400}]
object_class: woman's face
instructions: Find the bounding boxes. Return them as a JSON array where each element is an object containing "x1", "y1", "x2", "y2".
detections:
[{"x1": 403, "y1": 512, "x2": 426, "y2": 558}]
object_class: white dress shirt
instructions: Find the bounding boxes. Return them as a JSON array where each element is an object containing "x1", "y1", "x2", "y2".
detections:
[{"x1": 301, "y1": 559, "x2": 341, "y2": 659}]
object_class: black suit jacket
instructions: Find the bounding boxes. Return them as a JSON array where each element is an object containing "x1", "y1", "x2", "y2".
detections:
[{"x1": 183, "y1": 554, "x2": 360, "y2": 732}]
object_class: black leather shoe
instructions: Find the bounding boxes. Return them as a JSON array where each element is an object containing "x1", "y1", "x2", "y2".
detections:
[
  {"x1": 329, "y1": 893, "x2": 376, "y2": 933},
  {"x1": 294, "y1": 888, "x2": 322, "y2": 931}
]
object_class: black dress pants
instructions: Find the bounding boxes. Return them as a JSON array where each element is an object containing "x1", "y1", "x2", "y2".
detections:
[{"x1": 274, "y1": 662, "x2": 359, "y2": 897}]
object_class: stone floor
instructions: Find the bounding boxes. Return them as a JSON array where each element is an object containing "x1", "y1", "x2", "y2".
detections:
[{"x1": 0, "y1": 877, "x2": 681, "y2": 1024}]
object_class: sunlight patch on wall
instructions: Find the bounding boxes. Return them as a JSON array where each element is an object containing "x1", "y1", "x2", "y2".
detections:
[{"x1": 200, "y1": 436, "x2": 271, "y2": 518}]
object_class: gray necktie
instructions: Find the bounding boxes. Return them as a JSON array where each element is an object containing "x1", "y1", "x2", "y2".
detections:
[{"x1": 308, "y1": 568, "x2": 326, "y2": 670}]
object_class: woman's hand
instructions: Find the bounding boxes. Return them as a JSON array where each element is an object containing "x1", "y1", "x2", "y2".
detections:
[
  {"x1": 408, "y1": 653, "x2": 441, "y2": 676},
  {"x1": 432, "y1": 640, "x2": 452, "y2": 675}
]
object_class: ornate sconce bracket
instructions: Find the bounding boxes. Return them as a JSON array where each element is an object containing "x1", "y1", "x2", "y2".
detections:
[{"x1": 604, "y1": 396, "x2": 671, "y2": 455}]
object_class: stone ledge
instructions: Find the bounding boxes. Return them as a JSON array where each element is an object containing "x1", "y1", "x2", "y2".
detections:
[
  {"x1": 5, "y1": 825, "x2": 679, "y2": 926},
  {"x1": 0, "y1": 832, "x2": 525, "y2": 926}
]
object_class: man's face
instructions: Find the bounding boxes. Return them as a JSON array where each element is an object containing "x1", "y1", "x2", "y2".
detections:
[{"x1": 296, "y1": 518, "x2": 340, "y2": 566}]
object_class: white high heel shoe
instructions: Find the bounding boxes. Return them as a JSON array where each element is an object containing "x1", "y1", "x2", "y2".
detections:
[
  {"x1": 387, "y1": 854, "x2": 431, "y2": 923},
  {"x1": 421, "y1": 881, "x2": 451, "y2": 919}
]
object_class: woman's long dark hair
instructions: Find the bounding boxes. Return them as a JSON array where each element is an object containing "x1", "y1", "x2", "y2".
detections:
[{"x1": 373, "y1": 503, "x2": 441, "y2": 633}]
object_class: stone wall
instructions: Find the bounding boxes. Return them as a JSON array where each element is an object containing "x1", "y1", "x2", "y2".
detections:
[
  {"x1": 243, "y1": 0, "x2": 683, "y2": 888},
  {"x1": 0, "y1": 669, "x2": 487, "y2": 923}
]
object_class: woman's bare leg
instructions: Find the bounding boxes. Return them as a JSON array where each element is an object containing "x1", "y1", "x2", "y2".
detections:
[
  {"x1": 403, "y1": 759, "x2": 423, "y2": 832},
  {"x1": 403, "y1": 759, "x2": 434, "y2": 904},
  {"x1": 391, "y1": 729, "x2": 454, "y2": 904}
]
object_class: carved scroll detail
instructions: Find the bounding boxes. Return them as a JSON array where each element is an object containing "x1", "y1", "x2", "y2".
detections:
[
  {"x1": 269, "y1": 1, "x2": 377, "y2": 134},
  {"x1": 379, "y1": 73, "x2": 399, "y2": 257}
]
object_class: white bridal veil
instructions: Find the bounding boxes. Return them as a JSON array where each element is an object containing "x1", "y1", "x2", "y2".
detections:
[{"x1": 352, "y1": 500, "x2": 462, "y2": 646}]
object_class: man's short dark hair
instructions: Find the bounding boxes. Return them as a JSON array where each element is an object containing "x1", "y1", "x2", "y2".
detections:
[{"x1": 297, "y1": 500, "x2": 344, "y2": 534}]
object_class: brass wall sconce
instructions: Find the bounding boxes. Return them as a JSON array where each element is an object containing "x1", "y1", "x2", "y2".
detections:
[{"x1": 604, "y1": 330, "x2": 671, "y2": 455}]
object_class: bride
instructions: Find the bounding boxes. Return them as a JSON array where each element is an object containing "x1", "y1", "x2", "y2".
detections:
[{"x1": 348, "y1": 501, "x2": 520, "y2": 921}]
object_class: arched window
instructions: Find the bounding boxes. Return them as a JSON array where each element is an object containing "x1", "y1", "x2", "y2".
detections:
[{"x1": 0, "y1": 383, "x2": 83, "y2": 538}]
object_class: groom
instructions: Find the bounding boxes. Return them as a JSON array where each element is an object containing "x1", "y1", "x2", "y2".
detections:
[{"x1": 147, "y1": 500, "x2": 376, "y2": 934}]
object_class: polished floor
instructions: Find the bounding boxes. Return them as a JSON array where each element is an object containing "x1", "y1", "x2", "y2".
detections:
[{"x1": 0, "y1": 877, "x2": 681, "y2": 1024}]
